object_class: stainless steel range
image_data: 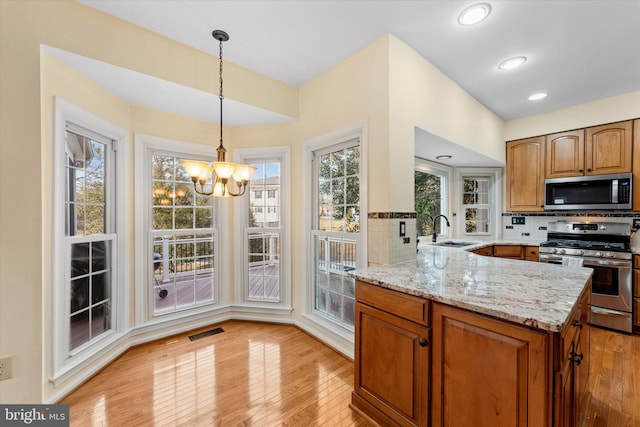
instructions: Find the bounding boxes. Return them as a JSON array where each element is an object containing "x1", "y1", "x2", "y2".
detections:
[{"x1": 539, "y1": 221, "x2": 633, "y2": 333}]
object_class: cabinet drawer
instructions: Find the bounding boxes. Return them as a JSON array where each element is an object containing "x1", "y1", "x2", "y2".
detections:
[
  {"x1": 560, "y1": 307, "x2": 581, "y2": 365},
  {"x1": 493, "y1": 245, "x2": 523, "y2": 258},
  {"x1": 634, "y1": 254, "x2": 640, "y2": 269},
  {"x1": 356, "y1": 281, "x2": 430, "y2": 325},
  {"x1": 525, "y1": 246, "x2": 539, "y2": 259},
  {"x1": 634, "y1": 299, "x2": 640, "y2": 329},
  {"x1": 472, "y1": 246, "x2": 494, "y2": 256}
]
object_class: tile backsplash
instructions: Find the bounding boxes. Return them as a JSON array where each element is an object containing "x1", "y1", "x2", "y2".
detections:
[{"x1": 501, "y1": 212, "x2": 640, "y2": 251}]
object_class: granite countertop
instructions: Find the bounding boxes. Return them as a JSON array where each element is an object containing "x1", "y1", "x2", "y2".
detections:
[{"x1": 348, "y1": 244, "x2": 593, "y2": 333}]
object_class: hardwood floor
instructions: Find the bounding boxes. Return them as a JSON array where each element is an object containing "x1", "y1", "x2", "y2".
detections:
[
  {"x1": 581, "y1": 326, "x2": 640, "y2": 427},
  {"x1": 63, "y1": 322, "x2": 639, "y2": 426},
  {"x1": 63, "y1": 321, "x2": 373, "y2": 426}
]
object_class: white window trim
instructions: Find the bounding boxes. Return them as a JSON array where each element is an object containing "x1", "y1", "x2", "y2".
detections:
[
  {"x1": 51, "y1": 98, "x2": 130, "y2": 378},
  {"x1": 301, "y1": 121, "x2": 368, "y2": 341},
  {"x1": 455, "y1": 167, "x2": 502, "y2": 239},
  {"x1": 233, "y1": 147, "x2": 292, "y2": 313},
  {"x1": 133, "y1": 134, "x2": 225, "y2": 326},
  {"x1": 415, "y1": 158, "x2": 453, "y2": 240}
]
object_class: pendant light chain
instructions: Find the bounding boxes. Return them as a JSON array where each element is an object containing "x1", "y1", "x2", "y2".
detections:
[
  {"x1": 218, "y1": 36, "x2": 225, "y2": 149},
  {"x1": 180, "y1": 29, "x2": 257, "y2": 197}
]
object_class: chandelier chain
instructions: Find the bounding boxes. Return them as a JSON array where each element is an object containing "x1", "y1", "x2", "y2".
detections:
[{"x1": 218, "y1": 36, "x2": 224, "y2": 147}]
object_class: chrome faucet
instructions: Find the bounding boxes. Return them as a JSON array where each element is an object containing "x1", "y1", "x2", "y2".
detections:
[{"x1": 431, "y1": 215, "x2": 451, "y2": 242}]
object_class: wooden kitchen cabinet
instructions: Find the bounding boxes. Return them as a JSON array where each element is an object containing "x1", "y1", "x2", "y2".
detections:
[
  {"x1": 352, "y1": 281, "x2": 430, "y2": 427},
  {"x1": 493, "y1": 244, "x2": 524, "y2": 259},
  {"x1": 353, "y1": 278, "x2": 592, "y2": 426},
  {"x1": 506, "y1": 137, "x2": 545, "y2": 212},
  {"x1": 555, "y1": 285, "x2": 590, "y2": 427},
  {"x1": 471, "y1": 246, "x2": 493, "y2": 256},
  {"x1": 545, "y1": 129, "x2": 585, "y2": 178},
  {"x1": 431, "y1": 302, "x2": 548, "y2": 427},
  {"x1": 585, "y1": 120, "x2": 632, "y2": 175},
  {"x1": 525, "y1": 245, "x2": 540, "y2": 261},
  {"x1": 633, "y1": 119, "x2": 640, "y2": 211},
  {"x1": 545, "y1": 121, "x2": 632, "y2": 178}
]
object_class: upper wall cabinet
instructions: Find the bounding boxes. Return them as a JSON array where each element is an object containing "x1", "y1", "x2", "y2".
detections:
[
  {"x1": 546, "y1": 121, "x2": 632, "y2": 178},
  {"x1": 633, "y1": 119, "x2": 640, "y2": 211},
  {"x1": 545, "y1": 130, "x2": 584, "y2": 178},
  {"x1": 506, "y1": 137, "x2": 545, "y2": 212}
]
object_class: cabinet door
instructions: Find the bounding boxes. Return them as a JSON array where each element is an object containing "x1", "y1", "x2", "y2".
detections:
[
  {"x1": 354, "y1": 303, "x2": 430, "y2": 427},
  {"x1": 545, "y1": 130, "x2": 585, "y2": 178},
  {"x1": 524, "y1": 245, "x2": 539, "y2": 262},
  {"x1": 555, "y1": 348, "x2": 575, "y2": 427},
  {"x1": 493, "y1": 245, "x2": 523, "y2": 259},
  {"x1": 633, "y1": 120, "x2": 640, "y2": 211},
  {"x1": 585, "y1": 120, "x2": 632, "y2": 175},
  {"x1": 506, "y1": 137, "x2": 545, "y2": 212},
  {"x1": 431, "y1": 303, "x2": 548, "y2": 427}
]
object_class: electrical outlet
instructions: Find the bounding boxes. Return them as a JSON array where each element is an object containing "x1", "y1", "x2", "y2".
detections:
[{"x1": 0, "y1": 356, "x2": 13, "y2": 381}]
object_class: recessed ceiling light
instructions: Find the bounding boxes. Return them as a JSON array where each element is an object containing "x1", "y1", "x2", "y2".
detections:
[
  {"x1": 528, "y1": 92, "x2": 548, "y2": 101},
  {"x1": 458, "y1": 3, "x2": 492, "y2": 26},
  {"x1": 436, "y1": 155, "x2": 452, "y2": 160},
  {"x1": 498, "y1": 56, "x2": 527, "y2": 70}
]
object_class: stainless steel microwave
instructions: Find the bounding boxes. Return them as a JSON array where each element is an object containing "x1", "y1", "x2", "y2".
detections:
[{"x1": 544, "y1": 173, "x2": 632, "y2": 210}]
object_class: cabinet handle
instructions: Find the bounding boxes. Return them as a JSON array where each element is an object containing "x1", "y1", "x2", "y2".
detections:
[
  {"x1": 578, "y1": 169, "x2": 584, "y2": 173},
  {"x1": 418, "y1": 338, "x2": 428, "y2": 347},
  {"x1": 571, "y1": 320, "x2": 583, "y2": 330},
  {"x1": 586, "y1": 168, "x2": 592, "y2": 172},
  {"x1": 570, "y1": 352, "x2": 584, "y2": 365}
]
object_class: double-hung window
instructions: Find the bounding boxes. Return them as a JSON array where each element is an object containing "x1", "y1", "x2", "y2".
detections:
[
  {"x1": 53, "y1": 99, "x2": 128, "y2": 374},
  {"x1": 414, "y1": 160, "x2": 451, "y2": 240},
  {"x1": 457, "y1": 168, "x2": 500, "y2": 237},
  {"x1": 148, "y1": 152, "x2": 217, "y2": 316},
  {"x1": 312, "y1": 139, "x2": 362, "y2": 328}
]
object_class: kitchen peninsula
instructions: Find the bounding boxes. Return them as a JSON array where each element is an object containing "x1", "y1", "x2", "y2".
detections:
[{"x1": 349, "y1": 244, "x2": 593, "y2": 427}]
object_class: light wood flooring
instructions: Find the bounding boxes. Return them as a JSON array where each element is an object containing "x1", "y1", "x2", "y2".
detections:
[{"x1": 63, "y1": 321, "x2": 639, "y2": 426}]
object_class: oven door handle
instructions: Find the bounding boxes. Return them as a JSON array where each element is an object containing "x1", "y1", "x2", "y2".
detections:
[
  {"x1": 582, "y1": 259, "x2": 632, "y2": 268},
  {"x1": 591, "y1": 306, "x2": 630, "y2": 316}
]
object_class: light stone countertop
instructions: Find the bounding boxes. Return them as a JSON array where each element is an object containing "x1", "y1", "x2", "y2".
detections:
[{"x1": 348, "y1": 244, "x2": 593, "y2": 333}]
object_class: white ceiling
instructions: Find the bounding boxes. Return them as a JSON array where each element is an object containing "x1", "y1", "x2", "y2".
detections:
[{"x1": 68, "y1": 0, "x2": 640, "y2": 165}]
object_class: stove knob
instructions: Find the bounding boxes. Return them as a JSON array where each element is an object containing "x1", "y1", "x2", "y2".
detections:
[
  {"x1": 558, "y1": 249, "x2": 566, "y2": 255},
  {"x1": 594, "y1": 252, "x2": 602, "y2": 258},
  {"x1": 604, "y1": 252, "x2": 614, "y2": 258},
  {"x1": 551, "y1": 248, "x2": 558, "y2": 254},
  {"x1": 577, "y1": 250, "x2": 584, "y2": 256}
]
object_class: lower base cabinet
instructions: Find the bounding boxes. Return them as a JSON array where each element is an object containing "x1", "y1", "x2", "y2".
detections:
[
  {"x1": 352, "y1": 280, "x2": 591, "y2": 427},
  {"x1": 431, "y1": 302, "x2": 549, "y2": 427}
]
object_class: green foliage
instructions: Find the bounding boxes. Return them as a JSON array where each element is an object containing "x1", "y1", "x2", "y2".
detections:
[{"x1": 414, "y1": 170, "x2": 442, "y2": 236}]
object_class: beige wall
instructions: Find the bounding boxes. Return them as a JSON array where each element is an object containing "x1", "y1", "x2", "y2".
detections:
[
  {"x1": 505, "y1": 91, "x2": 640, "y2": 140},
  {"x1": 388, "y1": 36, "x2": 505, "y2": 212}
]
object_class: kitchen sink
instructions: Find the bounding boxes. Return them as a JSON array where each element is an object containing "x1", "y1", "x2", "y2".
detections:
[{"x1": 434, "y1": 241, "x2": 475, "y2": 248}]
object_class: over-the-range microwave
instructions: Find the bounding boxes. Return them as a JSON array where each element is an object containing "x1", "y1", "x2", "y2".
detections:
[{"x1": 544, "y1": 172, "x2": 632, "y2": 210}]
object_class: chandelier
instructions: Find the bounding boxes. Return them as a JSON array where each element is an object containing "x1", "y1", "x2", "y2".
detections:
[{"x1": 181, "y1": 30, "x2": 256, "y2": 197}]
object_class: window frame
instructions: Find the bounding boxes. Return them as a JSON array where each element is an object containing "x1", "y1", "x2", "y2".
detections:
[
  {"x1": 52, "y1": 98, "x2": 130, "y2": 378},
  {"x1": 134, "y1": 134, "x2": 224, "y2": 325},
  {"x1": 455, "y1": 168, "x2": 501, "y2": 238},
  {"x1": 414, "y1": 159, "x2": 452, "y2": 240},
  {"x1": 233, "y1": 147, "x2": 292, "y2": 312},
  {"x1": 302, "y1": 122, "x2": 368, "y2": 339}
]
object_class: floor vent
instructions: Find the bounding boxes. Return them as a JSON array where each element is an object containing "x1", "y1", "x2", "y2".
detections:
[{"x1": 188, "y1": 327, "x2": 224, "y2": 342}]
